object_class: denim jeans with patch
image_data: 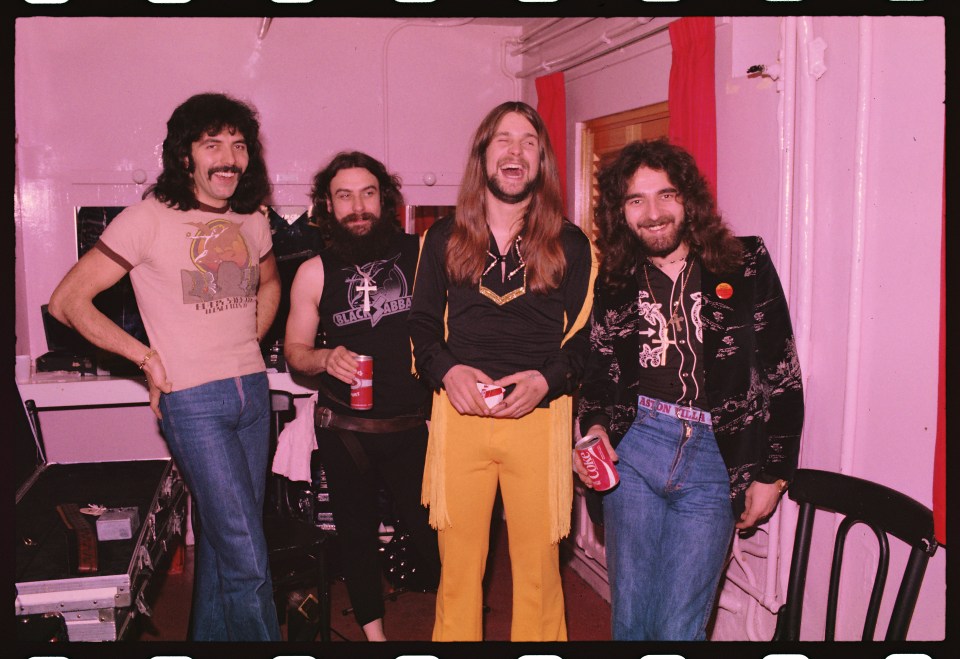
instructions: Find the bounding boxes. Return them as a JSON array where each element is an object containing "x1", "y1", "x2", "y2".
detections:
[
  {"x1": 603, "y1": 402, "x2": 735, "y2": 640},
  {"x1": 159, "y1": 371, "x2": 280, "y2": 641}
]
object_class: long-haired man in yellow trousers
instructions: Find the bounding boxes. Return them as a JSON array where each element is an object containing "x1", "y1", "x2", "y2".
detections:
[{"x1": 409, "y1": 101, "x2": 596, "y2": 641}]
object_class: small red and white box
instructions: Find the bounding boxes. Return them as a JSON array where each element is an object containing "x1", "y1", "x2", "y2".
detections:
[
  {"x1": 350, "y1": 355, "x2": 373, "y2": 410},
  {"x1": 575, "y1": 434, "x2": 620, "y2": 491},
  {"x1": 476, "y1": 382, "x2": 505, "y2": 408}
]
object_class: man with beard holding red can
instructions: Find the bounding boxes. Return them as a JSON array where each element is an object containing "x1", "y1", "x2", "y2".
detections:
[
  {"x1": 409, "y1": 102, "x2": 596, "y2": 641},
  {"x1": 284, "y1": 151, "x2": 440, "y2": 641},
  {"x1": 576, "y1": 138, "x2": 804, "y2": 640}
]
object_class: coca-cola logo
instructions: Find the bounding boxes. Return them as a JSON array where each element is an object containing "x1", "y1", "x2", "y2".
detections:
[
  {"x1": 582, "y1": 451, "x2": 601, "y2": 481},
  {"x1": 579, "y1": 444, "x2": 618, "y2": 490}
]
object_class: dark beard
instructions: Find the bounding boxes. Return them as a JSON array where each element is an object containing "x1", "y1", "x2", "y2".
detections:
[
  {"x1": 325, "y1": 213, "x2": 399, "y2": 265},
  {"x1": 486, "y1": 174, "x2": 537, "y2": 205},
  {"x1": 636, "y1": 215, "x2": 687, "y2": 258},
  {"x1": 627, "y1": 216, "x2": 690, "y2": 262}
]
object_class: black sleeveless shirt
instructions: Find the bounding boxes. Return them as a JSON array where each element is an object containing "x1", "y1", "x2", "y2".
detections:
[{"x1": 316, "y1": 232, "x2": 429, "y2": 418}]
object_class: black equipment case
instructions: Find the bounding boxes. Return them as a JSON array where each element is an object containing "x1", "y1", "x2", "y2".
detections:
[{"x1": 14, "y1": 388, "x2": 187, "y2": 642}]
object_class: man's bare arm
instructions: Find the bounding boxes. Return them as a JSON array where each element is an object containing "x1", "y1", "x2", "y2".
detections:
[
  {"x1": 50, "y1": 249, "x2": 154, "y2": 368},
  {"x1": 49, "y1": 248, "x2": 172, "y2": 417},
  {"x1": 256, "y1": 251, "x2": 281, "y2": 342},
  {"x1": 283, "y1": 256, "x2": 358, "y2": 384}
]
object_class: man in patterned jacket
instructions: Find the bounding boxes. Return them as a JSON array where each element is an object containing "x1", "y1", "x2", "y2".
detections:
[{"x1": 576, "y1": 138, "x2": 804, "y2": 641}]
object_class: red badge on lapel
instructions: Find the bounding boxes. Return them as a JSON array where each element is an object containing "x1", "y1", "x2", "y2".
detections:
[{"x1": 716, "y1": 282, "x2": 733, "y2": 299}]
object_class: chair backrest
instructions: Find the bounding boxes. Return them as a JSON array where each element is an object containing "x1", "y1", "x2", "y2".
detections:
[
  {"x1": 774, "y1": 468, "x2": 938, "y2": 641},
  {"x1": 269, "y1": 390, "x2": 298, "y2": 437}
]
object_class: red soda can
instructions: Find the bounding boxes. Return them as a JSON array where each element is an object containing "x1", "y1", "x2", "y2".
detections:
[
  {"x1": 350, "y1": 355, "x2": 373, "y2": 410},
  {"x1": 476, "y1": 382, "x2": 505, "y2": 408},
  {"x1": 575, "y1": 434, "x2": 619, "y2": 491}
]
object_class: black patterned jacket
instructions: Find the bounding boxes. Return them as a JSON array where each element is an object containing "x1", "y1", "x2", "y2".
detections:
[{"x1": 578, "y1": 236, "x2": 804, "y2": 516}]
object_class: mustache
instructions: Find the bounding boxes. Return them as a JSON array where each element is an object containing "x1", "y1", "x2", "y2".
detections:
[
  {"x1": 208, "y1": 165, "x2": 243, "y2": 178},
  {"x1": 341, "y1": 212, "x2": 378, "y2": 224},
  {"x1": 637, "y1": 214, "x2": 677, "y2": 228},
  {"x1": 496, "y1": 158, "x2": 528, "y2": 171}
]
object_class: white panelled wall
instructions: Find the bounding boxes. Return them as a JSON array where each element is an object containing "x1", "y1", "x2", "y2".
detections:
[{"x1": 521, "y1": 16, "x2": 944, "y2": 641}]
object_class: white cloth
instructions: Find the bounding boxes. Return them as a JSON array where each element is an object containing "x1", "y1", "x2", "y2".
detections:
[{"x1": 271, "y1": 394, "x2": 318, "y2": 482}]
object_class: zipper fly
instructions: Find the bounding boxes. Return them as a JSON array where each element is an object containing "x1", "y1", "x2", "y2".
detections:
[{"x1": 668, "y1": 419, "x2": 694, "y2": 483}]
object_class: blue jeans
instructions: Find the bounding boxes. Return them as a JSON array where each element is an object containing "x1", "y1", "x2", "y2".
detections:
[
  {"x1": 603, "y1": 401, "x2": 735, "y2": 640},
  {"x1": 159, "y1": 372, "x2": 280, "y2": 641}
]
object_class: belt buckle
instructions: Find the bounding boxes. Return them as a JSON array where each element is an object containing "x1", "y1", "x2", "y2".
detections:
[
  {"x1": 317, "y1": 407, "x2": 333, "y2": 428},
  {"x1": 296, "y1": 592, "x2": 320, "y2": 621}
]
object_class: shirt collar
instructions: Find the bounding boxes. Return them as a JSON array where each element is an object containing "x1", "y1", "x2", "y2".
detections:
[{"x1": 196, "y1": 201, "x2": 231, "y2": 213}]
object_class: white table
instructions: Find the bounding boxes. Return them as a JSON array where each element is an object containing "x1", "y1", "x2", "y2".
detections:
[
  {"x1": 18, "y1": 370, "x2": 320, "y2": 410},
  {"x1": 17, "y1": 371, "x2": 320, "y2": 465}
]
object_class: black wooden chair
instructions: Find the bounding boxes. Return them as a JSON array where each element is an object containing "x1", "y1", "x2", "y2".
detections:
[
  {"x1": 263, "y1": 390, "x2": 331, "y2": 642},
  {"x1": 773, "y1": 468, "x2": 939, "y2": 641}
]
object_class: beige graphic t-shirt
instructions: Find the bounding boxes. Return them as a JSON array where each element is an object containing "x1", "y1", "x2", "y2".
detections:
[{"x1": 97, "y1": 197, "x2": 272, "y2": 391}]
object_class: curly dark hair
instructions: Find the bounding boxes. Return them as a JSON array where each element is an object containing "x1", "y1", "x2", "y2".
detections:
[
  {"x1": 594, "y1": 138, "x2": 743, "y2": 289},
  {"x1": 144, "y1": 92, "x2": 271, "y2": 214},
  {"x1": 308, "y1": 151, "x2": 404, "y2": 240}
]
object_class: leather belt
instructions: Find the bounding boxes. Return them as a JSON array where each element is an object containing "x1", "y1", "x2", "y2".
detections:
[
  {"x1": 638, "y1": 395, "x2": 713, "y2": 425},
  {"x1": 314, "y1": 407, "x2": 425, "y2": 434}
]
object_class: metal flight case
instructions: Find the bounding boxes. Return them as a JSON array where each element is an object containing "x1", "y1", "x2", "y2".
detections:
[{"x1": 14, "y1": 389, "x2": 187, "y2": 642}]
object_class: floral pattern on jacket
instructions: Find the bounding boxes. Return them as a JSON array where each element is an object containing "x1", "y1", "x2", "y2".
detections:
[{"x1": 578, "y1": 236, "x2": 804, "y2": 516}]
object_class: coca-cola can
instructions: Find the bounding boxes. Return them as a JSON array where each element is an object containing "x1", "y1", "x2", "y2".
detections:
[
  {"x1": 350, "y1": 355, "x2": 373, "y2": 410},
  {"x1": 476, "y1": 382, "x2": 505, "y2": 408},
  {"x1": 575, "y1": 434, "x2": 619, "y2": 491}
]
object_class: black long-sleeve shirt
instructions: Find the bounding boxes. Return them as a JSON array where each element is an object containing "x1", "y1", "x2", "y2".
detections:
[{"x1": 409, "y1": 216, "x2": 593, "y2": 403}]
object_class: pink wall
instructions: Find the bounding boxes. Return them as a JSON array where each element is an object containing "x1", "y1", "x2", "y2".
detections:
[
  {"x1": 715, "y1": 16, "x2": 945, "y2": 640},
  {"x1": 14, "y1": 16, "x2": 525, "y2": 358}
]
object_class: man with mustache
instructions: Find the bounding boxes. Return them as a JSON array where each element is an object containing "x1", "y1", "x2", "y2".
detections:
[
  {"x1": 284, "y1": 151, "x2": 440, "y2": 641},
  {"x1": 409, "y1": 102, "x2": 595, "y2": 640},
  {"x1": 576, "y1": 138, "x2": 804, "y2": 640},
  {"x1": 49, "y1": 93, "x2": 282, "y2": 640}
]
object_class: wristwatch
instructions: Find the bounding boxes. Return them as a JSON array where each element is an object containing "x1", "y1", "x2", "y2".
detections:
[{"x1": 774, "y1": 479, "x2": 790, "y2": 495}]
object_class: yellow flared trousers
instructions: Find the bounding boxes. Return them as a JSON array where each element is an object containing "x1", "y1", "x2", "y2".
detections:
[{"x1": 432, "y1": 399, "x2": 567, "y2": 641}]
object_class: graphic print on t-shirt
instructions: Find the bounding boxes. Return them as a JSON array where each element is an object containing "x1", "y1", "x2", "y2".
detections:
[
  {"x1": 332, "y1": 255, "x2": 411, "y2": 328},
  {"x1": 181, "y1": 218, "x2": 260, "y2": 309}
]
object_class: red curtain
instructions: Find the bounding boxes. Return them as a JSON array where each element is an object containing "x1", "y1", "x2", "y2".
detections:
[
  {"x1": 535, "y1": 71, "x2": 567, "y2": 209},
  {"x1": 668, "y1": 17, "x2": 717, "y2": 195},
  {"x1": 934, "y1": 139, "x2": 945, "y2": 546}
]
